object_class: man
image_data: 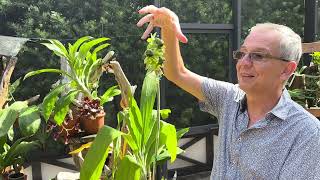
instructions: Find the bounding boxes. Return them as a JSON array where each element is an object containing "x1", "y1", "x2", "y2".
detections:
[{"x1": 137, "y1": 5, "x2": 320, "y2": 180}]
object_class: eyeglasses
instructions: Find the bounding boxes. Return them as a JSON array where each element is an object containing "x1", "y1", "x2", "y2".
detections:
[{"x1": 233, "y1": 50, "x2": 290, "y2": 62}]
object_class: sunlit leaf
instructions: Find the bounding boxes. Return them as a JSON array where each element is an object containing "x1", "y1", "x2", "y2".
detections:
[
  {"x1": 80, "y1": 126, "x2": 122, "y2": 180},
  {"x1": 114, "y1": 155, "x2": 141, "y2": 180},
  {"x1": 18, "y1": 105, "x2": 41, "y2": 136}
]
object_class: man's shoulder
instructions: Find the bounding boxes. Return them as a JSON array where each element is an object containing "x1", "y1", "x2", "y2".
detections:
[
  {"x1": 286, "y1": 101, "x2": 320, "y2": 133},
  {"x1": 202, "y1": 77, "x2": 244, "y2": 100}
]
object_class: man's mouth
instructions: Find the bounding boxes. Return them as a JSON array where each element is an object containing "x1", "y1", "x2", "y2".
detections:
[{"x1": 240, "y1": 73, "x2": 255, "y2": 78}]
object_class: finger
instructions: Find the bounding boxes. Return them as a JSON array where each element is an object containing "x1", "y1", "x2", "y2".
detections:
[
  {"x1": 138, "y1": 5, "x2": 158, "y2": 14},
  {"x1": 137, "y1": 14, "x2": 154, "y2": 27},
  {"x1": 174, "y1": 24, "x2": 188, "y2": 43},
  {"x1": 141, "y1": 22, "x2": 154, "y2": 39}
]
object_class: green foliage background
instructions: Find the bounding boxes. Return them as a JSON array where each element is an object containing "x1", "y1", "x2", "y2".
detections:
[{"x1": 0, "y1": 0, "x2": 314, "y2": 128}]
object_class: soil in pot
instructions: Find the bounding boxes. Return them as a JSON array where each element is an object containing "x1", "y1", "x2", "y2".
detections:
[{"x1": 8, "y1": 172, "x2": 27, "y2": 180}]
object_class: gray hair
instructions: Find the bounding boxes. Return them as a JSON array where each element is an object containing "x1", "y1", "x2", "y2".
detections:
[{"x1": 250, "y1": 23, "x2": 302, "y2": 63}]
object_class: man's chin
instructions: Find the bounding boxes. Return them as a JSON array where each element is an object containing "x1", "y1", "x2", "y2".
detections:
[{"x1": 238, "y1": 83, "x2": 252, "y2": 93}]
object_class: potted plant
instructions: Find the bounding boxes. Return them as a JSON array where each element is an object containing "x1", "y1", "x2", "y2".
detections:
[
  {"x1": 0, "y1": 100, "x2": 41, "y2": 180},
  {"x1": 288, "y1": 51, "x2": 320, "y2": 117},
  {"x1": 0, "y1": 58, "x2": 41, "y2": 179},
  {"x1": 23, "y1": 36, "x2": 121, "y2": 143},
  {"x1": 77, "y1": 34, "x2": 188, "y2": 180}
]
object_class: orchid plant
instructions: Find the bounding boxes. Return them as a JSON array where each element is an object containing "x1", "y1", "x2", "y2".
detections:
[
  {"x1": 79, "y1": 34, "x2": 188, "y2": 180},
  {"x1": 23, "y1": 37, "x2": 121, "y2": 139}
]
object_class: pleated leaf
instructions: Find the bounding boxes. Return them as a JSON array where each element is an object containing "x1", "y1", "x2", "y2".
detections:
[
  {"x1": 140, "y1": 72, "x2": 159, "y2": 147},
  {"x1": 53, "y1": 90, "x2": 79, "y2": 125},
  {"x1": 78, "y1": 37, "x2": 110, "y2": 62},
  {"x1": 41, "y1": 84, "x2": 67, "y2": 121},
  {"x1": 115, "y1": 155, "x2": 142, "y2": 180},
  {"x1": 128, "y1": 97, "x2": 143, "y2": 150},
  {"x1": 0, "y1": 101, "x2": 28, "y2": 137},
  {"x1": 18, "y1": 106, "x2": 41, "y2": 137},
  {"x1": 23, "y1": 68, "x2": 72, "y2": 81},
  {"x1": 80, "y1": 126, "x2": 122, "y2": 180},
  {"x1": 100, "y1": 85, "x2": 121, "y2": 105}
]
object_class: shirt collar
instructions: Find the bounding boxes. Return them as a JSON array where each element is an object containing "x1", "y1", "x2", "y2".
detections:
[
  {"x1": 234, "y1": 87, "x2": 291, "y2": 121},
  {"x1": 269, "y1": 89, "x2": 291, "y2": 120}
]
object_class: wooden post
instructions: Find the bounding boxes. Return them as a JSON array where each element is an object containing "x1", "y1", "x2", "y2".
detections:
[{"x1": 0, "y1": 56, "x2": 17, "y2": 109}]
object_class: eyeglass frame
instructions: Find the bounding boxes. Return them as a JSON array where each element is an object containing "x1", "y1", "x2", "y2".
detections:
[{"x1": 232, "y1": 50, "x2": 291, "y2": 62}]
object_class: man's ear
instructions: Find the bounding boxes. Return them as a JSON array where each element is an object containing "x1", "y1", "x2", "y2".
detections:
[{"x1": 281, "y1": 61, "x2": 297, "y2": 80}]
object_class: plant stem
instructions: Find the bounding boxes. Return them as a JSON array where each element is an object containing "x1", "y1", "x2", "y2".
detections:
[{"x1": 152, "y1": 81, "x2": 161, "y2": 180}]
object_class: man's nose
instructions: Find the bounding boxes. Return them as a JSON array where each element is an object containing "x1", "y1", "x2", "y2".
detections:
[{"x1": 238, "y1": 54, "x2": 252, "y2": 65}]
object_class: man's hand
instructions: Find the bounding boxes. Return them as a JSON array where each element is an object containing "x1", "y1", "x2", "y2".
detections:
[{"x1": 137, "y1": 5, "x2": 188, "y2": 43}]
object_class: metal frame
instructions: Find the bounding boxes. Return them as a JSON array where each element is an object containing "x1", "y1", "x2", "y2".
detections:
[
  {"x1": 167, "y1": 124, "x2": 219, "y2": 178},
  {"x1": 303, "y1": 0, "x2": 319, "y2": 65}
]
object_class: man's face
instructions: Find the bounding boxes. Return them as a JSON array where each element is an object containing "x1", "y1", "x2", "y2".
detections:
[{"x1": 236, "y1": 29, "x2": 291, "y2": 95}]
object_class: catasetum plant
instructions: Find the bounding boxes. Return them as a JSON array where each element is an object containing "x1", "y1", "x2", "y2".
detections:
[
  {"x1": 23, "y1": 37, "x2": 120, "y2": 138},
  {"x1": 80, "y1": 34, "x2": 188, "y2": 180}
]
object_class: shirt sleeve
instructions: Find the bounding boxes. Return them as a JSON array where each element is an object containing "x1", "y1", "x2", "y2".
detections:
[
  {"x1": 279, "y1": 128, "x2": 320, "y2": 179},
  {"x1": 198, "y1": 77, "x2": 238, "y2": 118}
]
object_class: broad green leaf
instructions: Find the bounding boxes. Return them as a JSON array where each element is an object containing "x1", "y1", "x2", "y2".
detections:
[
  {"x1": 85, "y1": 58, "x2": 102, "y2": 87},
  {"x1": 80, "y1": 126, "x2": 122, "y2": 180},
  {"x1": 0, "y1": 101, "x2": 28, "y2": 137},
  {"x1": 100, "y1": 85, "x2": 121, "y2": 105},
  {"x1": 145, "y1": 119, "x2": 157, "y2": 167},
  {"x1": 53, "y1": 90, "x2": 79, "y2": 125},
  {"x1": 160, "y1": 121, "x2": 177, "y2": 162},
  {"x1": 176, "y1": 128, "x2": 189, "y2": 140},
  {"x1": 23, "y1": 69, "x2": 72, "y2": 80},
  {"x1": 114, "y1": 155, "x2": 141, "y2": 180},
  {"x1": 70, "y1": 36, "x2": 92, "y2": 58},
  {"x1": 82, "y1": 55, "x2": 95, "y2": 84},
  {"x1": 18, "y1": 106, "x2": 41, "y2": 137},
  {"x1": 156, "y1": 147, "x2": 184, "y2": 164},
  {"x1": 41, "y1": 84, "x2": 67, "y2": 121},
  {"x1": 123, "y1": 134, "x2": 138, "y2": 152},
  {"x1": 78, "y1": 37, "x2": 110, "y2": 62},
  {"x1": 7, "y1": 126, "x2": 14, "y2": 141},
  {"x1": 159, "y1": 109, "x2": 171, "y2": 120},
  {"x1": 128, "y1": 97, "x2": 143, "y2": 149},
  {"x1": 0, "y1": 136, "x2": 6, "y2": 154},
  {"x1": 140, "y1": 72, "x2": 159, "y2": 146},
  {"x1": 49, "y1": 40, "x2": 68, "y2": 55},
  {"x1": 116, "y1": 110, "x2": 127, "y2": 129},
  {"x1": 41, "y1": 43, "x2": 67, "y2": 57},
  {"x1": 146, "y1": 120, "x2": 178, "y2": 166},
  {"x1": 3, "y1": 139, "x2": 40, "y2": 167},
  {"x1": 91, "y1": 43, "x2": 110, "y2": 58},
  {"x1": 9, "y1": 77, "x2": 21, "y2": 96},
  {"x1": 9, "y1": 101, "x2": 28, "y2": 111}
]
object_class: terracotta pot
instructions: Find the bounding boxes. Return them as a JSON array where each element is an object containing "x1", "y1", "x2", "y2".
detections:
[
  {"x1": 8, "y1": 173, "x2": 27, "y2": 180},
  {"x1": 80, "y1": 111, "x2": 105, "y2": 135}
]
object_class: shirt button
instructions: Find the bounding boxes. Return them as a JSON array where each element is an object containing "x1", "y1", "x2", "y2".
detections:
[{"x1": 238, "y1": 137, "x2": 241, "y2": 141}]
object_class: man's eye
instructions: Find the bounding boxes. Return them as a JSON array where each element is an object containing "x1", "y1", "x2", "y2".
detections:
[
  {"x1": 251, "y1": 53, "x2": 264, "y2": 60},
  {"x1": 238, "y1": 51, "x2": 246, "y2": 58}
]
